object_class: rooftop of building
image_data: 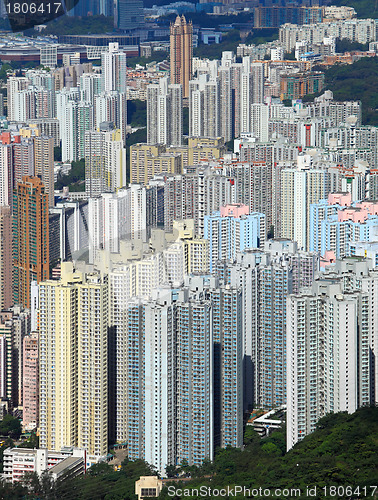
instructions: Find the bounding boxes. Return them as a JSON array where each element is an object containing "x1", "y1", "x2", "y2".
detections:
[{"x1": 4, "y1": 447, "x2": 38, "y2": 455}]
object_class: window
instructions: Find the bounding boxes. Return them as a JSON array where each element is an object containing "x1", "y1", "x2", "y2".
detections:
[{"x1": 140, "y1": 488, "x2": 157, "y2": 497}]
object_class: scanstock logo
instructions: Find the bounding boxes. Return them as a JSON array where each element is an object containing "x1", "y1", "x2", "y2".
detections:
[{"x1": 3, "y1": 0, "x2": 79, "y2": 31}]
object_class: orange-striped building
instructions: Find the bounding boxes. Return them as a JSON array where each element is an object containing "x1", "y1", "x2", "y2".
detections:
[{"x1": 13, "y1": 176, "x2": 49, "y2": 309}]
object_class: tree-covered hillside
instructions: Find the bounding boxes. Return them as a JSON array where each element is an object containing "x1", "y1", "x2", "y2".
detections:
[
  {"x1": 330, "y1": 0, "x2": 378, "y2": 19},
  {"x1": 0, "y1": 407, "x2": 377, "y2": 499},
  {"x1": 159, "y1": 407, "x2": 378, "y2": 500},
  {"x1": 305, "y1": 57, "x2": 378, "y2": 125}
]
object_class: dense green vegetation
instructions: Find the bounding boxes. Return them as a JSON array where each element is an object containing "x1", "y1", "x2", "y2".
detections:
[
  {"x1": 54, "y1": 146, "x2": 62, "y2": 162},
  {"x1": 158, "y1": 407, "x2": 378, "y2": 500},
  {"x1": 244, "y1": 28, "x2": 278, "y2": 46},
  {"x1": 0, "y1": 456, "x2": 156, "y2": 499},
  {"x1": 304, "y1": 57, "x2": 378, "y2": 125},
  {"x1": 125, "y1": 100, "x2": 147, "y2": 182},
  {"x1": 55, "y1": 159, "x2": 85, "y2": 192},
  {"x1": 0, "y1": 64, "x2": 13, "y2": 82},
  {"x1": 0, "y1": 408, "x2": 376, "y2": 499},
  {"x1": 127, "y1": 100, "x2": 147, "y2": 128},
  {"x1": 331, "y1": 0, "x2": 378, "y2": 19},
  {"x1": 0, "y1": 415, "x2": 22, "y2": 440},
  {"x1": 40, "y1": 15, "x2": 114, "y2": 36},
  {"x1": 194, "y1": 28, "x2": 278, "y2": 60},
  {"x1": 20, "y1": 432, "x2": 39, "y2": 449},
  {"x1": 126, "y1": 52, "x2": 168, "y2": 69},
  {"x1": 335, "y1": 38, "x2": 369, "y2": 53}
]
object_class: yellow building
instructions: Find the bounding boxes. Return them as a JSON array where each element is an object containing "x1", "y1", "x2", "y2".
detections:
[
  {"x1": 173, "y1": 220, "x2": 209, "y2": 275},
  {"x1": 39, "y1": 263, "x2": 108, "y2": 458},
  {"x1": 130, "y1": 143, "x2": 182, "y2": 184},
  {"x1": 131, "y1": 138, "x2": 225, "y2": 184}
]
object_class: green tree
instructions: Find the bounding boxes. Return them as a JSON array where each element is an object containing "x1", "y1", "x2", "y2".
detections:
[
  {"x1": 55, "y1": 158, "x2": 86, "y2": 191},
  {"x1": 54, "y1": 145, "x2": 62, "y2": 162},
  {"x1": 0, "y1": 415, "x2": 22, "y2": 439},
  {"x1": 261, "y1": 442, "x2": 281, "y2": 456},
  {"x1": 19, "y1": 432, "x2": 39, "y2": 449},
  {"x1": 335, "y1": 38, "x2": 368, "y2": 53},
  {"x1": 127, "y1": 100, "x2": 147, "y2": 127},
  {"x1": 165, "y1": 465, "x2": 178, "y2": 478}
]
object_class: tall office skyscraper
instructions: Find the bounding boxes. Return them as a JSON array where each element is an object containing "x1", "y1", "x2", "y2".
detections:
[
  {"x1": 114, "y1": 0, "x2": 144, "y2": 31},
  {"x1": 170, "y1": 15, "x2": 193, "y2": 98},
  {"x1": 39, "y1": 263, "x2": 108, "y2": 458},
  {"x1": 12, "y1": 176, "x2": 49, "y2": 310},
  {"x1": 147, "y1": 77, "x2": 183, "y2": 146}
]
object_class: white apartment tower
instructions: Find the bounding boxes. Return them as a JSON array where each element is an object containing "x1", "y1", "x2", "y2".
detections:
[
  {"x1": 281, "y1": 155, "x2": 338, "y2": 249},
  {"x1": 287, "y1": 259, "x2": 378, "y2": 450},
  {"x1": 101, "y1": 43, "x2": 127, "y2": 94},
  {"x1": 85, "y1": 124, "x2": 126, "y2": 197},
  {"x1": 6, "y1": 77, "x2": 30, "y2": 121},
  {"x1": 147, "y1": 77, "x2": 183, "y2": 146}
]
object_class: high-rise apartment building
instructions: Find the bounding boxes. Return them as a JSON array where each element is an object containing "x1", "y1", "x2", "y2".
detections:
[
  {"x1": 101, "y1": 43, "x2": 127, "y2": 94},
  {"x1": 281, "y1": 155, "x2": 338, "y2": 250},
  {"x1": 12, "y1": 176, "x2": 49, "y2": 310},
  {"x1": 6, "y1": 77, "x2": 30, "y2": 121},
  {"x1": 88, "y1": 189, "x2": 129, "y2": 264},
  {"x1": 218, "y1": 240, "x2": 318, "y2": 410},
  {"x1": 95, "y1": 91, "x2": 127, "y2": 142},
  {"x1": 0, "y1": 206, "x2": 12, "y2": 311},
  {"x1": 22, "y1": 332, "x2": 39, "y2": 430},
  {"x1": 33, "y1": 135, "x2": 55, "y2": 207},
  {"x1": 170, "y1": 15, "x2": 193, "y2": 98},
  {"x1": 61, "y1": 100, "x2": 79, "y2": 162},
  {"x1": 131, "y1": 144, "x2": 182, "y2": 185},
  {"x1": 39, "y1": 263, "x2": 108, "y2": 458},
  {"x1": 0, "y1": 308, "x2": 31, "y2": 409},
  {"x1": 147, "y1": 77, "x2": 183, "y2": 147},
  {"x1": 279, "y1": 19, "x2": 377, "y2": 52},
  {"x1": 0, "y1": 335, "x2": 6, "y2": 400},
  {"x1": 80, "y1": 73, "x2": 102, "y2": 103},
  {"x1": 188, "y1": 57, "x2": 264, "y2": 142},
  {"x1": 85, "y1": 123, "x2": 126, "y2": 197},
  {"x1": 163, "y1": 169, "x2": 234, "y2": 236},
  {"x1": 287, "y1": 258, "x2": 378, "y2": 450},
  {"x1": 119, "y1": 277, "x2": 243, "y2": 476},
  {"x1": 0, "y1": 134, "x2": 13, "y2": 208},
  {"x1": 204, "y1": 204, "x2": 266, "y2": 272},
  {"x1": 309, "y1": 195, "x2": 378, "y2": 259}
]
